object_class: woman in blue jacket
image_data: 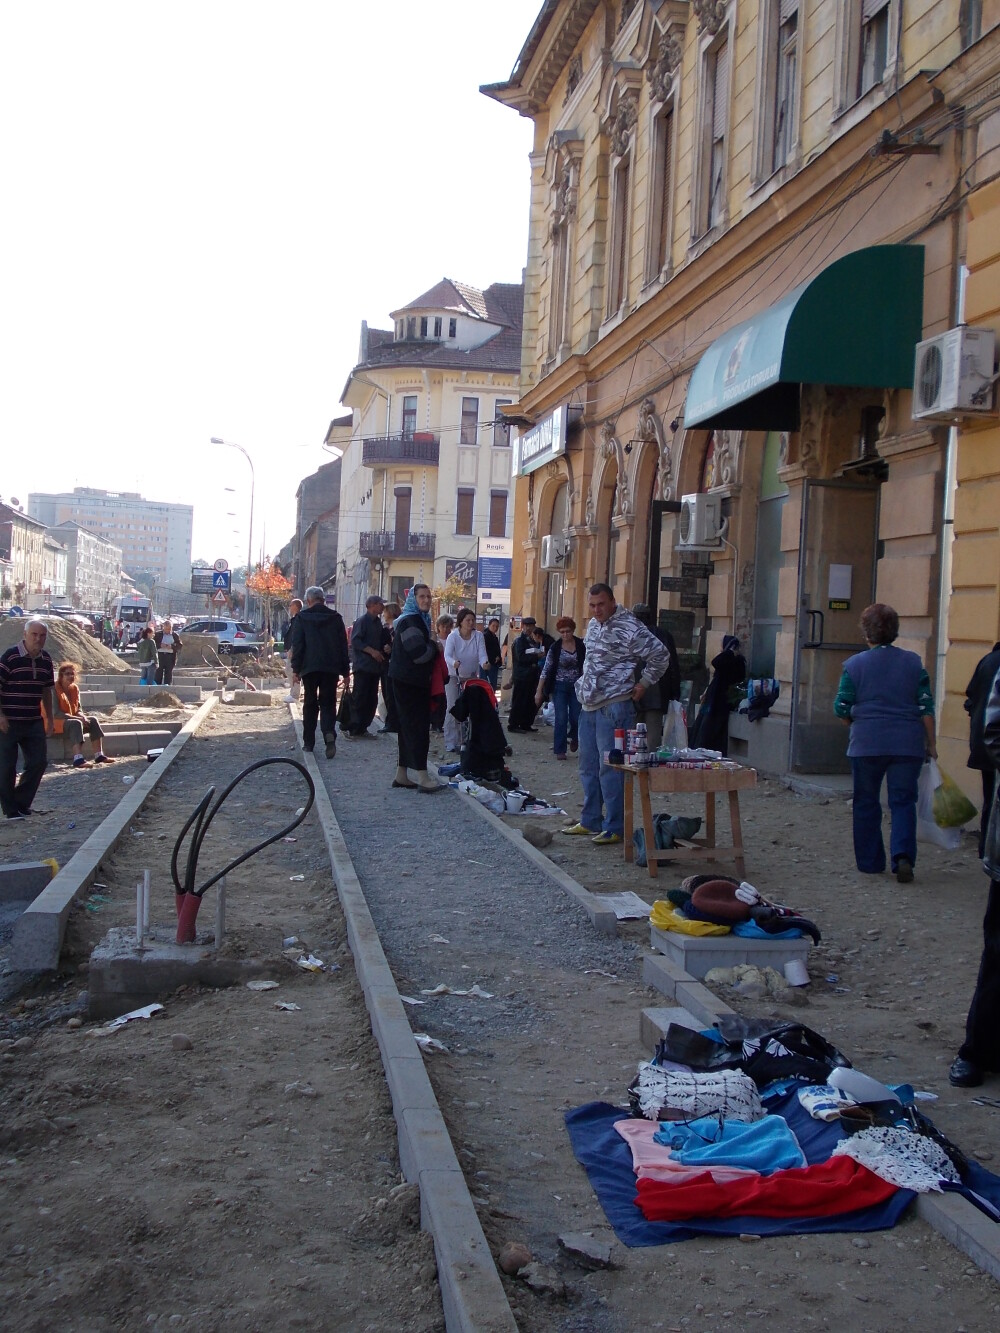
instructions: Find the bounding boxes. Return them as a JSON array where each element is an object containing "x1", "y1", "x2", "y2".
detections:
[{"x1": 834, "y1": 603, "x2": 936, "y2": 883}]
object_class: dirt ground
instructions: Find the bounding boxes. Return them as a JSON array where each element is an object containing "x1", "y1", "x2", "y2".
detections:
[
  {"x1": 0, "y1": 700, "x2": 998, "y2": 1332},
  {"x1": 0, "y1": 706, "x2": 442, "y2": 1333}
]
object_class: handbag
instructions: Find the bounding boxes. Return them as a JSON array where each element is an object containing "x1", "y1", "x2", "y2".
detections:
[
  {"x1": 336, "y1": 683, "x2": 352, "y2": 728},
  {"x1": 917, "y1": 759, "x2": 962, "y2": 849}
]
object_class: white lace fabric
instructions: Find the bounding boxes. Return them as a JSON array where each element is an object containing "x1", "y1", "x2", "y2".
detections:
[
  {"x1": 634, "y1": 1065, "x2": 764, "y2": 1123},
  {"x1": 831, "y1": 1125, "x2": 960, "y2": 1192}
]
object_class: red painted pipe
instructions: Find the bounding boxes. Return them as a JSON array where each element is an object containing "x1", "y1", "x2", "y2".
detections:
[{"x1": 175, "y1": 893, "x2": 202, "y2": 943}]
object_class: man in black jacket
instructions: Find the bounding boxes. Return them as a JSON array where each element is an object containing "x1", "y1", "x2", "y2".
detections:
[
  {"x1": 508, "y1": 617, "x2": 546, "y2": 731},
  {"x1": 347, "y1": 595, "x2": 385, "y2": 738},
  {"x1": 290, "y1": 586, "x2": 349, "y2": 758}
]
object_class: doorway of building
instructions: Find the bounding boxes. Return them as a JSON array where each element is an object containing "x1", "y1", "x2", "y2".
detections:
[{"x1": 790, "y1": 479, "x2": 879, "y2": 772}]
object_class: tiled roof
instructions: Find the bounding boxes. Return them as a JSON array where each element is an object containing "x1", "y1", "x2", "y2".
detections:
[{"x1": 354, "y1": 283, "x2": 524, "y2": 377}]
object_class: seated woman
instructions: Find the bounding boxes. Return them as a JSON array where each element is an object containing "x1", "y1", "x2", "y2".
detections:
[{"x1": 54, "y1": 662, "x2": 114, "y2": 767}]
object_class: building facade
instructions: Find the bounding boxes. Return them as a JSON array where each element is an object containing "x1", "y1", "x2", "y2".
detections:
[
  {"x1": 292, "y1": 431, "x2": 348, "y2": 599},
  {"x1": 38, "y1": 535, "x2": 69, "y2": 606},
  {"x1": 28, "y1": 487, "x2": 193, "y2": 599},
  {"x1": 484, "y1": 0, "x2": 1000, "y2": 776},
  {"x1": 336, "y1": 279, "x2": 523, "y2": 624},
  {"x1": 48, "y1": 521, "x2": 123, "y2": 610},
  {"x1": 0, "y1": 503, "x2": 46, "y2": 606}
]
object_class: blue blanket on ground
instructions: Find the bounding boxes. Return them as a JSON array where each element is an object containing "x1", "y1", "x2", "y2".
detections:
[{"x1": 565, "y1": 1089, "x2": 1000, "y2": 1246}]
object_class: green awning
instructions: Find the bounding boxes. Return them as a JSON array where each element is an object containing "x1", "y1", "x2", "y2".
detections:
[{"x1": 683, "y1": 245, "x2": 925, "y2": 431}]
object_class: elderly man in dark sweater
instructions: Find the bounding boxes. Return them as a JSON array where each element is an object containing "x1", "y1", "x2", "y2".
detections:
[
  {"x1": 290, "y1": 587, "x2": 349, "y2": 758},
  {"x1": 0, "y1": 619, "x2": 55, "y2": 819}
]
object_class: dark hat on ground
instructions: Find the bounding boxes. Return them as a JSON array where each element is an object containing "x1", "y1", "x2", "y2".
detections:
[{"x1": 690, "y1": 880, "x2": 753, "y2": 924}]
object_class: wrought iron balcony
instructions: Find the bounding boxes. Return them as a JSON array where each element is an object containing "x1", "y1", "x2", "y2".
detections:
[
  {"x1": 359, "y1": 530, "x2": 436, "y2": 559},
  {"x1": 362, "y1": 433, "x2": 439, "y2": 466}
]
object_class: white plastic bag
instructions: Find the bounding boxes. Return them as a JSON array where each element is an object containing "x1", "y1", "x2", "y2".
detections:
[
  {"x1": 662, "y1": 700, "x2": 689, "y2": 751},
  {"x1": 917, "y1": 759, "x2": 961, "y2": 850}
]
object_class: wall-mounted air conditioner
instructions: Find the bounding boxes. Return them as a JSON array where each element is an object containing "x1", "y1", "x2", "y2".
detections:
[
  {"x1": 539, "y1": 533, "x2": 572, "y2": 571},
  {"x1": 677, "y1": 493, "x2": 725, "y2": 549},
  {"x1": 912, "y1": 327, "x2": 996, "y2": 421}
]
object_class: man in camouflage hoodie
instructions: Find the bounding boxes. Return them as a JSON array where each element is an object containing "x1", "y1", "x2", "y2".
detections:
[{"x1": 563, "y1": 583, "x2": 670, "y2": 845}]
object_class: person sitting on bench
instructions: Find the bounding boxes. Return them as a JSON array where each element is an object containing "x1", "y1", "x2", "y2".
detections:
[{"x1": 54, "y1": 661, "x2": 114, "y2": 767}]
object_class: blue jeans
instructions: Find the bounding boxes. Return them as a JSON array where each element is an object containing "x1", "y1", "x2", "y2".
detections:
[
  {"x1": 850, "y1": 755, "x2": 923, "y2": 873},
  {"x1": 552, "y1": 680, "x2": 581, "y2": 756},
  {"x1": 578, "y1": 698, "x2": 636, "y2": 836},
  {"x1": 483, "y1": 665, "x2": 499, "y2": 691},
  {"x1": 139, "y1": 661, "x2": 157, "y2": 685}
]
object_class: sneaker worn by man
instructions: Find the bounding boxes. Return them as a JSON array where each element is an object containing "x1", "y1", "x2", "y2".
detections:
[
  {"x1": 72, "y1": 756, "x2": 91, "y2": 769},
  {"x1": 592, "y1": 831, "x2": 623, "y2": 846},
  {"x1": 949, "y1": 1056, "x2": 984, "y2": 1088},
  {"x1": 895, "y1": 857, "x2": 914, "y2": 884},
  {"x1": 562, "y1": 822, "x2": 598, "y2": 836},
  {"x1": 94, "y1": 754, "x2": 114, "y2": 764},
  {"x1": 324, "y1": 734, "x2": 337, "y2": 759}
]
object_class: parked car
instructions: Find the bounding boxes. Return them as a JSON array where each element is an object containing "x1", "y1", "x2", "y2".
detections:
[{"x1": 182, "y1": 618, "x2": 261, "y2": 657}]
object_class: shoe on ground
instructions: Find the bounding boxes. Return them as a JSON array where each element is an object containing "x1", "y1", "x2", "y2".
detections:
[
  {"x1": 302, "y1": 742, "x2": 314, "y2": 753},
  {"x1": 324, "y1": 734, "x2": 337, "y2": 759},
  {"x1": 282, "y1": 694, "x2": 296, "y2": 703},
  {"x1": 949, "y1": 1056, "x2": 984, "y2": 1088},
  {"x1": 569, "y1": 739, "x2": 578, "y2": 753},
  {"x1": 895, "y1": 857, "x2": 914, "y2": 884},
  {"x1": 6, "y1": 811, "x2": 27, "y2": 821},
  {"x1": 592, "y1": 831, "x2": 623, "y2": 846},
  {"x1": 94, "y1": 753, "x2": 114, "y2": 764},
  {"x1": 562, "y1": 822, "x2": 599, "y2": 836},
  {"x1": 555, "y1": 752, "x2": 567, "y2": 760},
  {"x1": 72, "y1": 757, "x2": 92, "y2": 768}
]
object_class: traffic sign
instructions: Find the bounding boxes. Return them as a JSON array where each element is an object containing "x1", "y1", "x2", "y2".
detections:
[
  {"x1": 212, "y1": 571, "x2": 231, "y2": 590},
  {"x1": 213, "y1": 558, "x2": 229, "y2": 572},
  {"x1": 212, "y1": 590, "x2": 228, "y2": 604},
  {"x1": 191, "y1": 568, "x2": 214, "y2": 594}
]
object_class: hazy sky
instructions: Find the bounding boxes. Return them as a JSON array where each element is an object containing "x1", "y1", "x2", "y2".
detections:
[{"x1": 0, "y1": 1, "x2": 539, "y2": 574}]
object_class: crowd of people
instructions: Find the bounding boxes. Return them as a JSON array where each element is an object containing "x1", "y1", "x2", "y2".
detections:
[{"x1": 1, "y1": 587, "x2": 997, "y2": 1092}]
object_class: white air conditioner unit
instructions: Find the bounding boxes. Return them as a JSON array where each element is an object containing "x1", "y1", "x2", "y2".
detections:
[
  {"x1": 912, "y1": 327, "x2": 996, "y2": 420},
  {"x1": 677, "y1": 493, "x2": 725, "y2": 549},
  {"x1": 539, "y1": 533, "x2": 572, "y2": 571}
]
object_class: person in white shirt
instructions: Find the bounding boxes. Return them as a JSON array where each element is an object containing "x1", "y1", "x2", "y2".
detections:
[{"x1": 443, "y1": 608, "x2": 489, "y2": 754}]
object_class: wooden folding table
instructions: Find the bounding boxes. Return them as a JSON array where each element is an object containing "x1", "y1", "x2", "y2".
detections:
[{"x1": 611, "y1": 762, "x2": 757, "y2": 879}]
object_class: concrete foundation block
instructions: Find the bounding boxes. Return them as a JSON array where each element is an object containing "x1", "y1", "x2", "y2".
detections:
[
  {"x1": 398, "y1": 1107, "x2": 463, "y2": 1183},
  {"x1": 88, "y1": 925, "x2": 281, "y2": 1019},
  {"x1": 79, "y1": 690, "x2": 117, "y2": 710},
  {"x1": 0, "y1": 861, "x2": 56, "y2": 903},
  {"x1": 640, "y1": 1005, "x2": 705, "y2": 1051},
  {"x1": 650, "y1": 923, "x2": 810, "y2": 980},
  {"x1": 226, "y1": 690, "x2": 274, "y2": 706},
  {"x1": 121, "y1": 683, "x2": 203, "y2": 702}
]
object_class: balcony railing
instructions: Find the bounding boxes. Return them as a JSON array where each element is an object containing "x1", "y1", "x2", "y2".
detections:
[
  {"x1": 359, "y1": 530, "x2": 436, "y2": 560},
  {"x1": 362, "y1": 434, "x2": 440, "y2": 466}
]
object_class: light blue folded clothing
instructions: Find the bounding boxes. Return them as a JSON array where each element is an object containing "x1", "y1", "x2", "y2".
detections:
[
  {"x1": 731, "y1": 920, "x2": 802, "y2": 940},
  {"x1": 655, "y1": 1113, "x2": 806, "y2": 1174}
]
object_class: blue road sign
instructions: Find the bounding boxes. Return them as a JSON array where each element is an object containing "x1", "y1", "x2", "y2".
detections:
[{"x1": 212, "y1": 571, "x2": 232, "y2": 590}]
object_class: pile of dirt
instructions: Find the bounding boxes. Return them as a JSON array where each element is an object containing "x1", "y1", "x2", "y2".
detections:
[
  {"x1": 0, "y1": 616, "x2": 129, "y2": 673},
  {"x1": 141, "y1": 690, "x2": 184, "y2": 708}
]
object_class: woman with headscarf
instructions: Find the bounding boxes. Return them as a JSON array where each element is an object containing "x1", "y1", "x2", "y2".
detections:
[
  {"x1": 688, "y1": 634, "x2": 746, "y2": 756},
  {"x1": 388, "y1": 584, "x2": 445, "y2": 794}
]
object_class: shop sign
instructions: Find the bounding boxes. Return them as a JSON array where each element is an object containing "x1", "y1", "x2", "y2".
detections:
[
  {"x1": 680, "y1": 591, "x2": 709, "y2": 609},
  {"x1": 477, "y1": 537, "x2": 513, "y2": 603},
  {"x1": 512, "y1": 406, "x2": 567, "y2": 477},
  {"x1": 681, "y1": 561, "x2": 713, "y2": 580},
  {"x1": 663, "y1": 575, "x2": 709, "y2": 596},
  {"x1": 445, "y1": 558, "x2": 477, "y2": 596}
]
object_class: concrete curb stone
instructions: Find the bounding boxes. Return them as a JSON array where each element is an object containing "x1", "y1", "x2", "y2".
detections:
[{"x1": 290, "y1": 709, "x2": 518, "y2": 1333}]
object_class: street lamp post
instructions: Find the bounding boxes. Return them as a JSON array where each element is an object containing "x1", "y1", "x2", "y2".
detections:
[{"x1": 211, "y1": 437, "x2": 256, "y2": 623}]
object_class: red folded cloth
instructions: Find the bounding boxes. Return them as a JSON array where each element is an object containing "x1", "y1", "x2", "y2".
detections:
[{"x1": 635, "y1": 1155, "x2": 897, "y2": 1222}]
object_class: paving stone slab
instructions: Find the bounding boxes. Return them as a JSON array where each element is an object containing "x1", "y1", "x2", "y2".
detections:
[
  {"x1": 0, "y1": 862, "x2": 55, "y2": 903},
  {"x1": 649, "y1": 921, "x2": 810, "y2": 979}
]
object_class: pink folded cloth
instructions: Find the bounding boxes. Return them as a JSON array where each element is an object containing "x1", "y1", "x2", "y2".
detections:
[{"x1": 614, "y1": 1118, "x2": 760, "y2": 1185}]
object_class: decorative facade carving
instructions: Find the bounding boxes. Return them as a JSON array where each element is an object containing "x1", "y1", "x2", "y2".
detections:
[
  {"x1": 693, "y1": 0, "x2": 728, "y2": 36},
  {"x1": 646, "y1": 24, "x2": 683, "y2": 103},
  {"x1": 618, "y1": 0, "x2": 639, "y2": 31},
  {"x1": 712, "y1": 430, "x2": 741, "y2": 487},
  {"x1": 608, "y1": 92, "x2": 638, "y2": 157},
  {"x1": 635, "y1": 398, "x2": 674, "y2": 501},
  {"x1": 600, "y1": 419, "x2": 632, "y2": 520},
  {"x1": 553, "y1": 160, "x2": 577, "y2": 222},
  {"x1": 563, "y1": 53, "x2": 582, "y2": 105}
]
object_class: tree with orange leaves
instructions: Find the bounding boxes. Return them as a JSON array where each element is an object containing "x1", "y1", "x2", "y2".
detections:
[{"x1": 246, "y1": 561, "x2": 293, "y2": 638}]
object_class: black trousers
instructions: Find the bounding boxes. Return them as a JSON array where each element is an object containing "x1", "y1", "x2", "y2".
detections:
[
  {"x1": 959, "y1": 877, "x2": 1000, "y2": 1071},
  {"x1": 508, "y1": 673, "x2": 539, "y2": 730},
  {"x1": 301, "y1": 672, "x2": 339, "y2": 747},
  {"x1": 381, "y1": 673, "x2": 399, "y2": 731},
  {"x1": 0, "y1": 719, "x2": 47, "y2": 817},
  {"x1": 349, "y1": 670, "x2": 381, "y2": 735},
  {"x1": 155, "y1": 651, "x2": 176, "y2": 685},
  {"x1": 978, "y1": 770, "x2": 996, "y2": 860},
  {"x1": 393, "y1": 679, "x2": 431, "y2": 771}
]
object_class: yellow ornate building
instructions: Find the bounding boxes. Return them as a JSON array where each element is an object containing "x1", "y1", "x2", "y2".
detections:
[{"x1": 484, "y1": 0, "x2": 1000, "y2": 776}]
